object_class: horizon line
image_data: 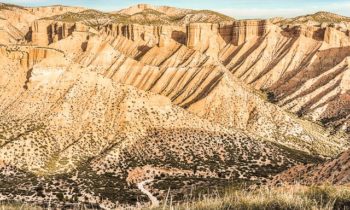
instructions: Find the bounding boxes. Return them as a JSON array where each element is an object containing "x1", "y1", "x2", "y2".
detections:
[{"x1": 1, "y1": 1, "x2": 350, "y2": 19}]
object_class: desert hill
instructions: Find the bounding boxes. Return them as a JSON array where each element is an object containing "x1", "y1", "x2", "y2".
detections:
[
  {"x1": 118, "y1": 4, "x2": 234, "y2": 24},
  {"x1": 0, "y1": 2, "x2": 350, "y2": 208},
  {"x1": 280, "y1": 11, "x2": 350, "y2": 25},
  {"x1": 42, "y1": 3, "x2": 234, "y2": 28},
  {"x1": 117, "y1": 4, "x2": 191, "y2": 16},
  {"x1": 0, "y1": 47, "x2": 316, "y2": 207}
]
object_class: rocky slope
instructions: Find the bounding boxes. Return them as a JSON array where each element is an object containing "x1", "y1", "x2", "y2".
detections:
[
  {"x1": 0, "y1": 47, "x2": 315, "y2": 208},
  {"x1": 1, "y1": 2, "x2": 350, "y2": 208},
  {"x1": 174, "y1": 18, "x2": 350, "y2": 133},
  {"x1": 80, "y1": 33, "x2": 347, "y2": 156},
  {"x1": 271, "y1": 148, "x2": 350, "y2": 185}
]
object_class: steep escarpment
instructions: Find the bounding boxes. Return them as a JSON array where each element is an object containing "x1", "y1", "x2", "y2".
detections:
[
  {"x1": 186, "y1": 20, "x2": 271, "y2": 57},
  {"x1": 230, "y1": 20, "x2": 271, "y2": 45},
  {"x1": 30, "y1": 20, "x2": 72, "y2": 45},
  {"x1": 103, "y1": 23, "x2": 187, "y2": 46},
  {"x1": 180, "y1": 20, "x2": 350, "y2": 133},
  {"x1": 29, "y1": 7, "x2": 350, "y2": 142},
  {"x1": 27, "y1": 19, "x2": 93, "y2": 46},
  {"x1": 0, "y1": 44, "x2": 64, "y2": 68},
  {"x1": 43, "y1": 33, "x2": 348, "y2": 157}
]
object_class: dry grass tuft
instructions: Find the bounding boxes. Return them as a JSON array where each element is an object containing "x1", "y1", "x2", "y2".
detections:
[
  {"x1": 150, "y1": 184, "x2": 350, "y2": 210},
  {"x1": 0, "y1": 202, "x2": 42, "y2": 210}
]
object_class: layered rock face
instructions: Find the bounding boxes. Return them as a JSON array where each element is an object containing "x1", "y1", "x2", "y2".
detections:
[
  {"x1": 324, "y1": 26, "x2": 350, "y2": 46},
  {"x1": 201, "y1": 22, "x2": 350, "y2": 132},
  {"x1": 42, "y1": 31, "x2": 346, "y2": 158},
  {"x1": 186, "y1": 23, "x2": 223, "y2": 56},
  {"x1": 30, "y1": 20, "x2": 54, "y2": 46},
  {"x1": 231, "y1": 20, "x2": 271, "y2": 45},
  {"x1": 0, "y1": 45, "x2": 63, "y2": 67},
  {"x1": 185, "y1": 20, "x2": 272, "y2": 57},
  {"x1": 29, "y1": 20, "x2": 89, "y2": 46},
  {"x1": 104, "y1": 23, "x2": 187, "y2": 46}
]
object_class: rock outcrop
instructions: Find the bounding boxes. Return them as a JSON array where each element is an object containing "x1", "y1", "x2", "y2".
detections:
[
  {"x1": 186, "y1": 23, "x2": 223, "y2": 56},
  {"x1": 231, "y1": 20, "x2": 271, "y2": 45},
  {"x1": 30, "y1": 19, "x2": 54, "y2": 46},
  {"x1": 104, "y1": 23, "x2": 186, "y2": 46},
  {"x1": 185, "y1": 20, "x2": 272, "y2": 57},
  {"x1": 202, "y1": 22, "x2": 350, "y2": 132},
  {"x1": 324, "y1": 26, "x2": 350, "y2": 47},
  {"x1": 29, "y1": 20, "x2": 90, "y2": 46}
]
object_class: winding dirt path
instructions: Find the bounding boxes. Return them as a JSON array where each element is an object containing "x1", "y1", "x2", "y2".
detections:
[{"x1": 137, "y1": 179, "x2": 159, "y2": 207}]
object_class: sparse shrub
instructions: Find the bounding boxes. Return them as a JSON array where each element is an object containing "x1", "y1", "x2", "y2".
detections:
[{"x1": 56, "y1": 192, "x2": 64, "y2": 201}]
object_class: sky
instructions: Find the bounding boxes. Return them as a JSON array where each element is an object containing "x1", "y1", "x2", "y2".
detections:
[{"x1": 2, "y1": 0, "x2": 350, "y2": 19}]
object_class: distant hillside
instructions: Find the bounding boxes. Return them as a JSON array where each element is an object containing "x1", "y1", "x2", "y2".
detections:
[
  {"x1": 116, "y1": 4, "x2": 234, "y2": 24},
  {"x1": 117, "y1": 3, "x2": 193, "y2": 16},
  {"x1": 42, "y1": 10, "x2": 122, "y2": 27},
  {"x1": 44, "y1": 6, "x2": 234, "y2": 27},
  {"x1": 0, "y1": 3, "x2": 24, "y2": 10},
  {"x1": 280, "y1": 11, "x2": 350, "y2": 25}
]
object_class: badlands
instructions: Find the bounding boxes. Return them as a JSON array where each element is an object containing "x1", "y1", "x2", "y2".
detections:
[{"x1": 0, "y1": 2, "x2": 350, "y2": 209}]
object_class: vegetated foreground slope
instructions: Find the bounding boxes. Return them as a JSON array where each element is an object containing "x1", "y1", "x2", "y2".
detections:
[
  {"x1": 0, "y1": 49, "x2": 312, "y2": 208},
  {"x1": 153, "y1": 184, "x2": 350, "y2": 210},
  {"x1": 0, "y1": 2, "x2": 350, "y2": 208}
]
